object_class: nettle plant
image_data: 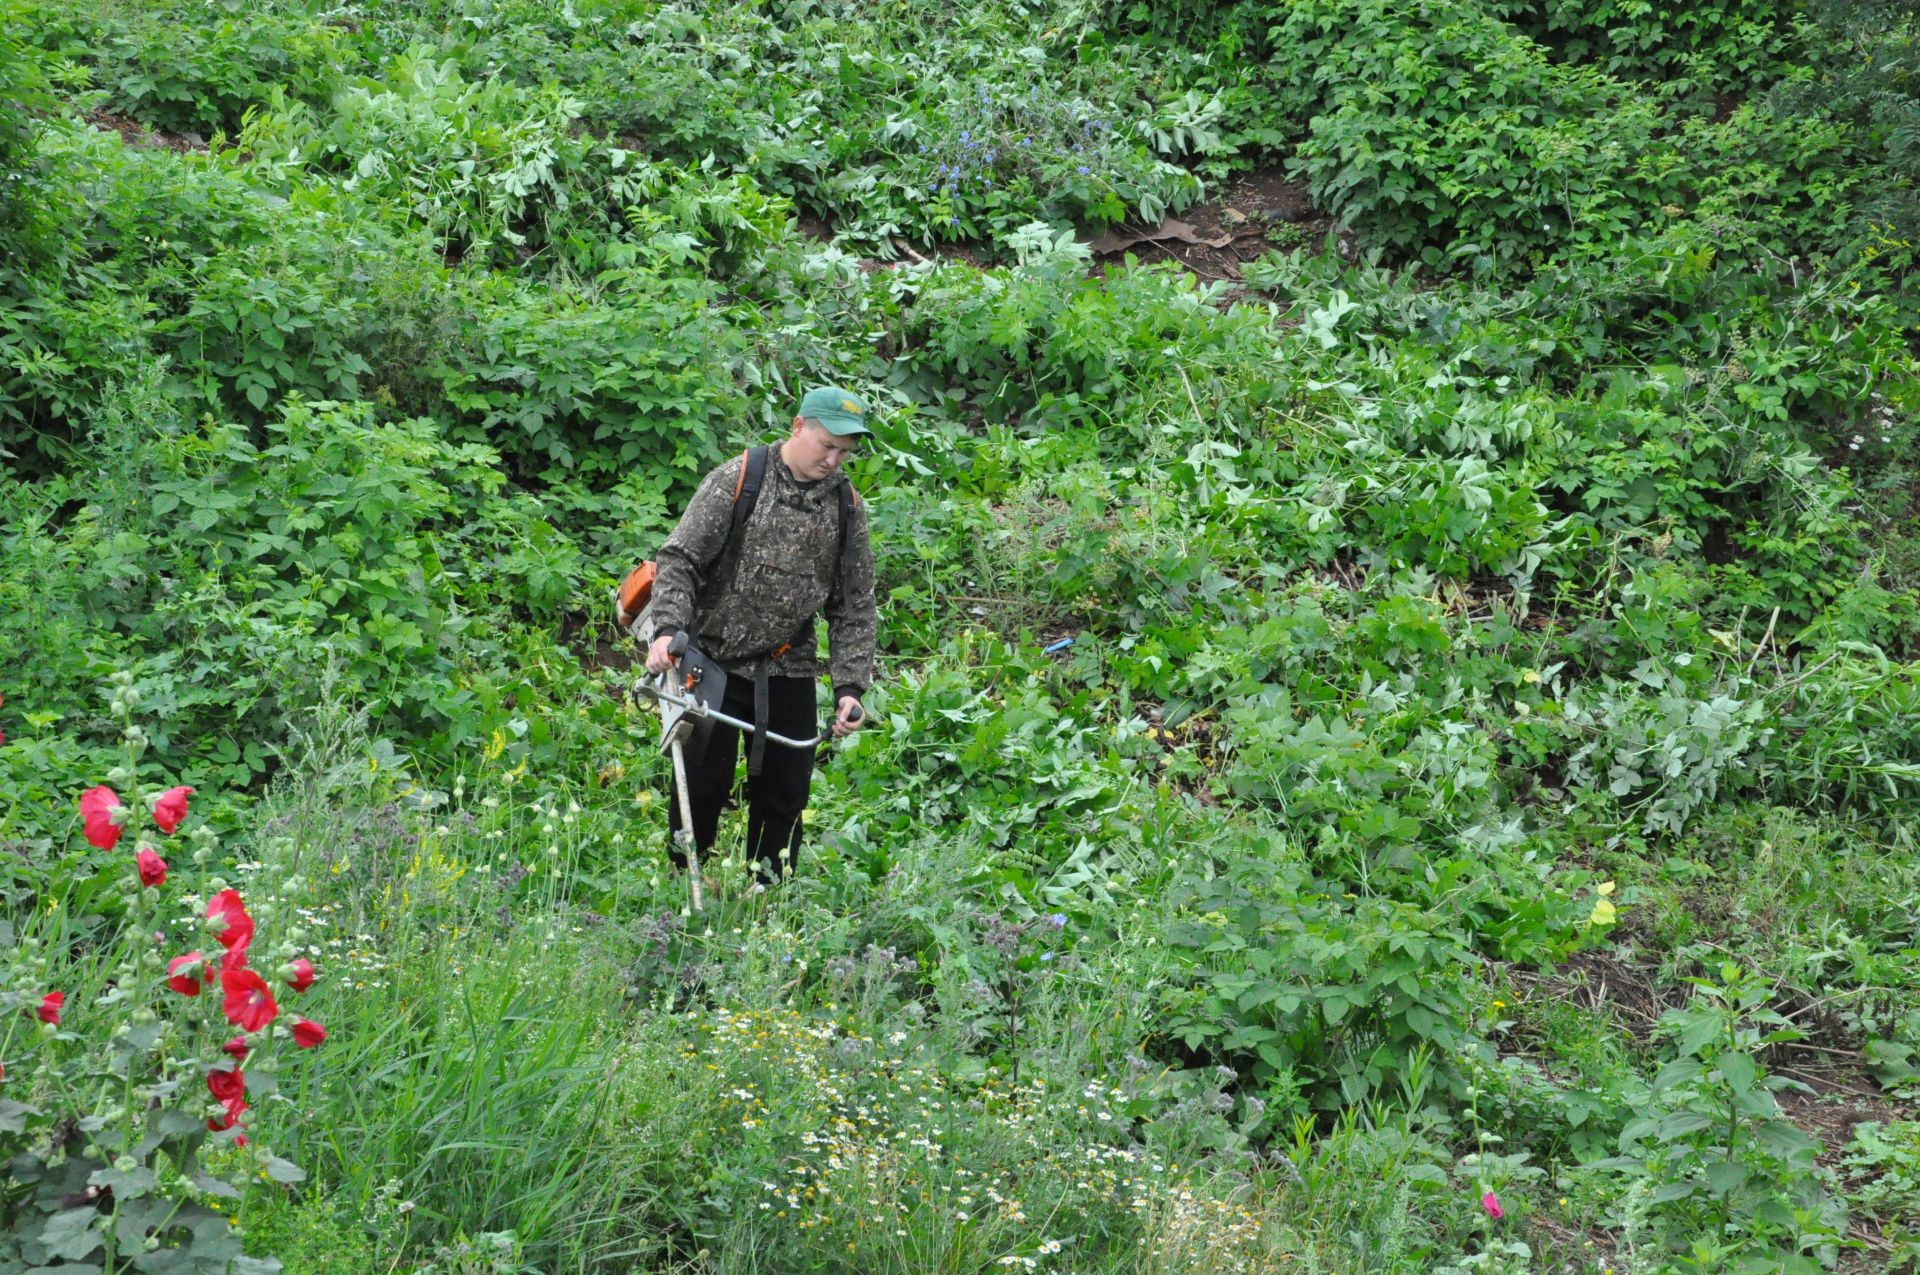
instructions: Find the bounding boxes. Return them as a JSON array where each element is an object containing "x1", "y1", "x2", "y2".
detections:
[{"x1": 0, "y1": 673, "x2": 326, "y2": 1273}]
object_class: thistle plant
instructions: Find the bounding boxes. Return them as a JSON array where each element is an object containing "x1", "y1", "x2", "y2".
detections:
[{"x1": 0, "y1": 673, "x2": 327, "y2": 1273}]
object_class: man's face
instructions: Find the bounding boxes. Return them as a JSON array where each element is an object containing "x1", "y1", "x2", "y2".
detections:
[{"x1": 783, "y1": 416, "x2": 861, "y2": 481}]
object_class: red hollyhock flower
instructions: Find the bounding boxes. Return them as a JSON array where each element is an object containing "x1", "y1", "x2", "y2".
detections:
[
  {"x1": 222, "y1": 1037, "x2": 249, "y2": 1061},
  {"x1": 79, "y1": 786, "x2": 123, "y2": 850},
  {"x1": 36, "y1": 991, "x2": 63, "y2": 1024},
  {"x1": 291, "y1": 1017, "x2": 326, "y2": 1049},
  {"x1": 206, "y1": 1067, "x2": 246, "y2": 1108},
  {"x1": 220, "y1": 943, "x2": 250, "y2": 975},
  {"x1": 206, "y1": 1093, "x2": 250, "y2": 1145},
  {"x1": 152, "y1": 786, "x2": 194, "y2": 834},
  {"x1": 221, "y1": 967, "x2": 278, "y2": 1032},
  {"x1": 206, "y1": 888, "x2": 254, "y2": 952},
  {"x1": 286, "y1": 958, "x2": 315, "y2": 993},
  {"x1": 166, "y1": 952, "x2": 204, "y2": 997},
  {"x1": 137, "y1": 847, "x2": 167, "y2": 888}
]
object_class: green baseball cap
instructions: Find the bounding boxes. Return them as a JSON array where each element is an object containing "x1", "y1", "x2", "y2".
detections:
[{"x1": 798, "y1": 386, "x2": 872, "y2": 437}]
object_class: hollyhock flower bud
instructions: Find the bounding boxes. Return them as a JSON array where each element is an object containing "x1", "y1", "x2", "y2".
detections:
[
  {"x1": 167, "y1": 953, "x2": 204, "y2": 997},
  {"x1": 152, "y1": 786, "x2": 194, "y2": 834},
  {"x1": 137, "y1": 848, "x2": 167, "y2": 888},
  {"x1": 79, "y1": 787, "x2": 124, "y2": 850},
  {"x1": 284, "y1": 958, "x2": 315, "y2": 993},
  {"x1": 1481, "y1": 1190, "x2": 1503, "y2": 1220},
  {"x1": 291, "y1": 1018, "x2": 326, "y2": 1049},
  {"x1": 222, "y1": 1037, "x2": 249, "y2": 1061}
]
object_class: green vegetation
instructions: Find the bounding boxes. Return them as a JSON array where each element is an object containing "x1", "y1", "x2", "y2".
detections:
[{"x1": 2, "y1": 0, "x2": 1917, "y2": 1270}]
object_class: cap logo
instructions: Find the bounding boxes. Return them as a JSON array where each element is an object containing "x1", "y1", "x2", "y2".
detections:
[{"x1": 842, "y1": 399, "x2": 862, "y2": 414}]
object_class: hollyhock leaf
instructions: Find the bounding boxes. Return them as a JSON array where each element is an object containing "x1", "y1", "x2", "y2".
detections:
[
  {"x1": 193, "y1": 1172, "x2": 242, "y2": 1201},
  {"x1": 152, "y1": 786, "x2": 194, "y2": 834},
  {"x1": 79, "y1": 785, "x2": 124, "y2": 850},
  {"x1": 221, "y1": 967, "x2": 277, "y2": 1032},
  {"x1": 40, "y1": 1205, "x2": 105, "y2": 1261},
  {"x1": 137, "y1": 848, "x2": 167, "y2": 888},
  {"x1": 263, "y1": 1156, "x2": 306, "y2": 1184},
  {"x1": 0, "y1": 1098, "x2": 39, "y2": 1134},
  {"x1": 291, "y1": 1018, "x2": 326, "y2": 1049},
  {"x1": 37, "y1": 991, "x2": 63, "y2": 1024}
]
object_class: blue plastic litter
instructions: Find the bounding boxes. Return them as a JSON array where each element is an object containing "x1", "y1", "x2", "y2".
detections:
[{"x1": 1042, "y1": 637, "x2": 1076, "y2": 655}]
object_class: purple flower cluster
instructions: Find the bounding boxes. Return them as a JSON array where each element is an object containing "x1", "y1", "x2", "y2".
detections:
[{"x1": 906, "y1": 78, "x2": 1133, "y2": 234}]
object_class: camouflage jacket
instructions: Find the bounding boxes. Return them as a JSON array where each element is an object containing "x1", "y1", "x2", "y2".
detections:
[{"x1": 649, "y1": 448, "x2": 876, "y2": 701}]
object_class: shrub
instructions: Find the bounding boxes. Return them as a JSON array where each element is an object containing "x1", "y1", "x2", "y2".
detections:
[{"x1": 1271, "y1": 0, "x2": 1665, "y2": 264}]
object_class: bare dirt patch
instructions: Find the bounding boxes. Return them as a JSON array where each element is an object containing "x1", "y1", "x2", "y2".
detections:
[
  {"x1": 84, "y1": 108, "x2": 208, "y2": 155},
  {"x1": 1086, "y1": 164, "x2": 1334, "y2": 284}
]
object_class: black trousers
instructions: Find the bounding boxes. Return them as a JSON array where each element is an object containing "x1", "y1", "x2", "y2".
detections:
[{"x1": 667, "y1": 673, "x2": 818, "y2": 878}]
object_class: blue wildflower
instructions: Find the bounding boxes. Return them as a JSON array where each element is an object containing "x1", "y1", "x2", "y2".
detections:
[
  {"x1": 1047, "y1": 912, "x2": 1067, "y2": 928},
  {"x1": 1076, "y1": 165, "x2": 1089, "y2": 175},
  {"x1": 959, "y1": 130, "x2": 970, "y2": 143}
]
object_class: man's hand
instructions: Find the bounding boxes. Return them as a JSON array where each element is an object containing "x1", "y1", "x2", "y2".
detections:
[
  {"x1": 830, "y1": 695, "x2": 864, "y2": 739},
  {"x1": 645, "y1": 633, "x2": 677, "y2": 675}
]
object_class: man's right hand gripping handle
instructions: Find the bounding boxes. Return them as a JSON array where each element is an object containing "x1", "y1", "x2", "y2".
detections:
[{"x1": 646, "y1": 631, "x2": 687, "y2": 675}]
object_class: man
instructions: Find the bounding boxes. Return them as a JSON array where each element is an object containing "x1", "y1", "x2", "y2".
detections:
[{"x1": 643, "y1": 386, "x2": 877, "y2": 879}]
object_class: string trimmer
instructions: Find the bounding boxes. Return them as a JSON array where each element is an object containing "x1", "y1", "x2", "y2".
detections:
[{"x1": 631, "y1": 632, "x2": 862, "y2": 910}]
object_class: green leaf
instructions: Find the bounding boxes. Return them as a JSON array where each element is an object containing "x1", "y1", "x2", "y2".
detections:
[
  {"x1": 193, "y1": 1172, "x2": 242, "y2": 1201},
  {"x1": 0, "y1": 1097, "x2": 40, "y2": 1134},
  {"x1": 1673, "y1": 1007, "x2": 1724, "y2": 1057},
  {"x1": 39, "y1": 1206, "x2": 106, "y2": 1261},
  {"x1": 1718, "y1": 1050, "x2": 1758, "y2": 1095},
  {"x1": 262, "y1": 1155, "x2": 306, "y2": 1184},
  {"x1": 90, "y1": 1164, "x2": 156, "y2": 1197},
  {"x1": 1656, "y1": 1112, "x2": 1714, "y2": 1141},
  {"x1": 1650, "y1": 1179, "x2": 1698, "y2": 1204},
  {"x1": 1704, "y1": 1158, "x2": 1750, "y2": 1197},
  {"x1": 1752, "y1": 1119, "x2": 1818, "y2": 1161}
]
